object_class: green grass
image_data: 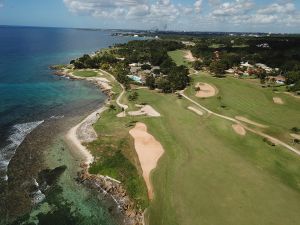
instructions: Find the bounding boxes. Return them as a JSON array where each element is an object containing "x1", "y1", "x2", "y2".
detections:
[
  {"x1": 87, "y1": 74, "x2": 300, "y2": 225},
  {"x1": 73, "y1": 70, "x2": 98, "y2": 77},
  {"x1": 88, "y1": 108, "x2": 149, "y2": 209},
  {"x1": 168, "y1": 50, "x2": 191, "y2": 67},
  {"x1": 124, "y1": 89, "x2": 300, "y2": 225},
  {"x1": 186, "y1": 73, "x2": 300, "y2": 143}
]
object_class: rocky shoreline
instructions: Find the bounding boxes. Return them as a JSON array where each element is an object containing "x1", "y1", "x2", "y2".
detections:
[
  {"x1": 51, "y1": 65, "x2": 145, "y2": 225},
  {"x1": 78, "y1": 164, "x2": 144, "y2": 225}
]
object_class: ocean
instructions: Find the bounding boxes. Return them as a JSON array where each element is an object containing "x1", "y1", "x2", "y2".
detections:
[{"x1": 0, "y1": 26, "x2": 139, "y2": 224}]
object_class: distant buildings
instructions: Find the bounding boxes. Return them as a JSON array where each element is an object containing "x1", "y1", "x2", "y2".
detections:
[
  {"x1": 256, "y1": 43, "x2": 270, "y2": 48},
  {"x1": 182, "y1": 41, "x2": 196, "y2": 46},
  {"x1": 267, "y1": 75, "x2": 286, "y2": 84}
]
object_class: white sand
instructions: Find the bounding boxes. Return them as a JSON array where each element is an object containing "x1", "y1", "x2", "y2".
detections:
[
  {"x1": 232, "y1": 124, "x2": 246, "y2": 136},
  {"x1": 290, "y1": 133, "x2": 300, "y2": 139},
  {"x1": 195, "y1": 82, "x2": 217, "y2": 98},
  {"x1": 188, "y1": 106, "x2": 204, "y2": 116},
  {"x1": 273, "y1": 97, "x2": 284, "y2": 104},
  {"x1": 129, "y1": 123, "x2": 164, "y2": 200},
  {"x1": 116, "y1": 111, "x2": 126, "y2": 118},
  {"x1": 235, "y1": 116, "x2": 268, "y2": 128},
  {"x1": 184, "y1": 50, "x2": 196, "y2": 62},
  {"x1": 65, "y1": 106, "x2": 108, "y2": 166},
  {"x1": 128, "y1": 105, "x2": 160, "y2": 117}
]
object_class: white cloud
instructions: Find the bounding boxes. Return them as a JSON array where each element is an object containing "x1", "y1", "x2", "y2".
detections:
[
  {"x1": 63, "y1": 0, "x2": 300, "y2": 32},
  {"x1": 211, "y1": 0, "x2": 254, "y2": 17},
  {"x1": 194, "y1": 0, "x2": 203, "y2": 13},
  {"x1": 257, "y1": 2, "x2": 295, "y2": 15}
]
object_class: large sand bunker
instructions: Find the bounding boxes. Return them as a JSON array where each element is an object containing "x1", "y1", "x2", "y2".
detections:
[
  {"x1": 232, "y1": 124, "x2": 246, "y2": 136},
  {"x1": 290, "y1": 133, "x2": 300, "y2": 139},
  {"x1": 273, "y1": 97, "x2": 284, "y2": 105},
  {"x1": 195, "y1": 82, "x2": 217, "y2": 98},
  {"x1": 129, "y1": 123, "x2": 164, "y2": 200},
  {"x1": 184, "y1": 50, "x2": 196, "y2": 62},
  {"x1": 128, "y1": 105, "x2": 160, "y2": 117},
  {"x1": 235, "y1": 116, "x2": 268, "y2": 128},
  {"x1": 188, "y1": 106, "x2": 204, "y2": 116}
]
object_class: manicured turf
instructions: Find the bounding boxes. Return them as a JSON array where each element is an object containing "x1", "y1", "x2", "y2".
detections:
[
  {"x1": 131, "y1": 89, "x2": 300, "y2": 225},
  {"x1": 168, "y1": 50, "x2": 191, "y2": 67},
  {"x1": 87, "y1": 70, "x2": 300, "y2": 225},
  {"x1": 73, "y1": 70, "x2": 98, "y2": 77},
  {"x1": 186, "y1": 73, "x2": 300, "y2": 143}
]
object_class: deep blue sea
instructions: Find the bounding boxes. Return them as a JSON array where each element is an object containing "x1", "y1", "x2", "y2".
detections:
[{"x1": 0, "y1": 26, "x2": 137, "y2": 178}]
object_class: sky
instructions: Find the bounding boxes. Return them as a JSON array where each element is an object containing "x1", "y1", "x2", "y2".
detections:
[{"x1": 0, "y1": 0, "x2": 300, "y2": 33}]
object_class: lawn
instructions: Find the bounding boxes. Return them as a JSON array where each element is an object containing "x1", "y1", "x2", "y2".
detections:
[
  {"x1": 88, "y1": 108, "x2": 149, "y2": 209},
  {"x1": 86, "y1": 71, "x2": 300, "y2": 225},
  {"x1": 185, "y1": 73, "x2": 300, "y2": 144},
  {"x1": 73, "y1": 70, "x2": 98, "y2": 77},
  {"x1": 132, "y1": 89, "x2": 300, "y2": 225},
  {"x1": 168, "y1": 50, "x2": 191, "y2": 67}
]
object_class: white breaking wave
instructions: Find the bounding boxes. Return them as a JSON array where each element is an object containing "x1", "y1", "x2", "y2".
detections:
[
  {"x1": 50, "y1": 115, "x2": 65, "y2": 119},
  {"x1": 0, "y1": 120, "x2": 44, "y2": 179}
]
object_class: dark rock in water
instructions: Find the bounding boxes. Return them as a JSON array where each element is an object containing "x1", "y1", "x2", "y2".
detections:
[{"x1": 37, "y1": 165, "x2": 67, "y2": 187}]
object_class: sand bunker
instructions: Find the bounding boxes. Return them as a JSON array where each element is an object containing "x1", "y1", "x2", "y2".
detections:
[
  {"x1": 188, "y1": 106, "x2": 204, "y2": 116},
  {"x1": 195, "y1": 82, "x2": 217, "y2": 98},
  {"x1": 129, "y1": 123, "x2": 164, "y2": 200},
  {"x1": 128, "y1": 105, "x2": 160, "y2": 117},
  {"x1": 116, "y1": 111, "x2": 126, "y2": 118},
  {"x1": 235, "y1": 116, "x2": 268, "y2": 128},
  {"x1": 290, "y1": 133, "x2": 300, "y2": 139},
  {"x1": 232, "y1": 124, "x2": 246, "y2": 136},
  {"x1": 184, "y1": 50, "x2": 196, "y2": 62},
  {"x1": 273, "y1": 97, "x2": 284, "y2": 105}
]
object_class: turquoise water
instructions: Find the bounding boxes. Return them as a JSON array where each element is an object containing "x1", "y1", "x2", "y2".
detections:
[
  {"x1": 0, "y1": 26, "x2": 139, "y2": 224},
  {"x1": 128, "y1": 75, "x2": 143, "y2": 83}
]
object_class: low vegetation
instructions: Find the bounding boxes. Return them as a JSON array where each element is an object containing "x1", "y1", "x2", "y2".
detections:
[
  {"x1": 73, "y1": 70, "x2": 98, "y2": 77},
  {"x1": 87, "y1": 107, "x2": 148, "y2": 209}
]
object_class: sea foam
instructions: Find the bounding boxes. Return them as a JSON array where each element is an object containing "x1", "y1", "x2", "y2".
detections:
[{"x1": 0, "y1": 120, "x2": 44, "y2": 180}]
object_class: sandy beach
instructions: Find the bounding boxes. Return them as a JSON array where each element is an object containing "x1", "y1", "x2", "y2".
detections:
[{"x1": 65, "y1": 106, "x2": 108, "y2": 166}]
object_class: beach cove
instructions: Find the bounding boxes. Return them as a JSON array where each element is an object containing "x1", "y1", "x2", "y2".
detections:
[{"x1": 0, "y1": 26, "x2": 142, "y2": 225}]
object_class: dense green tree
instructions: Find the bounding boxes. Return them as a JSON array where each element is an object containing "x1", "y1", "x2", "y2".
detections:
[
  {"x1": 193, "y1": 61, "x2": 203, "y2": 70},
  {"x1": 145, "y1": 75, "x2": 156, "y2": 90},
  {"x1": 286, "y1": 71, "x2": 300, "y2": 85},
  {"x1": 141, "y1": 64, "x2": 152, "y2": 70},
  {"x1": 209, "y1": 61, "x2": 227, "y2": 77},
  {"x1": 156, "y1": 77, "x2": 172, "y2": 93}
]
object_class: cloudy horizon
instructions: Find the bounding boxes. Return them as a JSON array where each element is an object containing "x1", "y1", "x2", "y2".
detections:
[{"x1": 0, "y1": 0, "x2": 300, "y2": 33}]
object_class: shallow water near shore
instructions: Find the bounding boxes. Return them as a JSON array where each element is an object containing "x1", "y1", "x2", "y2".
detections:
[{"x1": 0, "y1": 26, "x2": 139, "y2": 224}]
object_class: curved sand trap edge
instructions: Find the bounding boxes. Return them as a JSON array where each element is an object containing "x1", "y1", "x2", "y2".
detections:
[
  {"x1": 232, "y1": 124, "x2": 246, "y2": 136},
  {"x1": 273, "y1": 97, "x2": 284, "y2": 105},
  {"x1": 195, "y1": 82, "x2": 217, "y2": 98},
  {"x1": 290, "y1": 133, "x2": 300, "y2": 139},
  {"x1": 188, "y1": 106, "x2": 204, "y2": 116},
  {"x1": 235, "y1": 116, "x2": 268, "y2": 128},
  {"x1": 128, "y1": 105, "x2": 160, "y2": 117},
  {"x1": 129, "y1": 123, "x2": 164, "y2": 200},
  {"x1": 116, "y1": 111, "x2": 126, "y2": 118}
]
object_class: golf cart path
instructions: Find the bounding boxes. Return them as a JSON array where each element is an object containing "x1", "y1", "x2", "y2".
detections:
[
  {"x1": 100, "y1": 69, "x2": 128, "y2": 110},
  {"x1": 179, "y1": 90, "x2": 300, "y2": 156}
]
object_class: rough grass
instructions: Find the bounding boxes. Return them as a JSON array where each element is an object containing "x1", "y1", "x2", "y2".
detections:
[
  {"x1": 185, "y1": 73, "x2": 300, "y2": 144},
  {"x1": 126, "y1": 89, "x2": 300, "y2": 225},
  {"x1": 73, "y1": 70, "x2": 98, "y2": 77},
  {"x1": 168, "y1": 50, "x2": 191, "y2": 67}
]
